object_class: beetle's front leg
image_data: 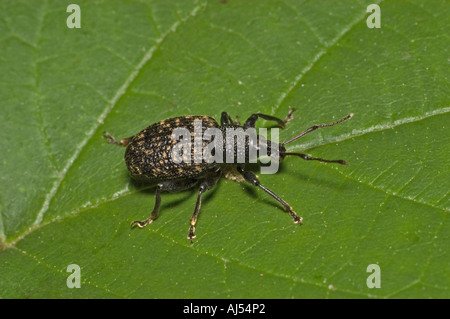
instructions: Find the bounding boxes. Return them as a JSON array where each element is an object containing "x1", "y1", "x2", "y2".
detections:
[
  {"x1": 237, "y1": 167, "x2": 303, "y2": 225},
  {"x1": 243, "y1": 108, "x2": 296, "y2": 129}
]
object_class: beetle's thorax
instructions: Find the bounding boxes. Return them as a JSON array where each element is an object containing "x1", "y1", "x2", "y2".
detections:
[{"x1": 217, "y1": 124, "x2": 283, "y2": 164}]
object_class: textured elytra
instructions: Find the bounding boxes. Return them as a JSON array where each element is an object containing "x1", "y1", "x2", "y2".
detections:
[{"x1": 125, "y1": 115, "x2": 220, "y2": 181}]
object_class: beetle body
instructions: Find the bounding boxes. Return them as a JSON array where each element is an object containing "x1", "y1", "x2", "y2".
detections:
[
  {"x1": 105, "y1": 109, "x2": 353, "y2": 242},
  {"x1": 125, "y1": 115, "x2": 220, "y2": 181}
]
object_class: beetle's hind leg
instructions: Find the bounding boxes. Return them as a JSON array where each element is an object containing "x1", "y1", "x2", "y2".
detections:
[
  {"x1": 103, "y1": 131, "x2": 134, "y2": 147},
  {"x1": 131, "y1": 179, "x2": 198, "y2": 229},
  {"x1": 188, "y1": 171, "x2": 222, "y2": 242}
]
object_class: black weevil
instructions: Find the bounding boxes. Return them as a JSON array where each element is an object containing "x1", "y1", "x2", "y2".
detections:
[{"x1": 104, "y1": 109, "x2": 353, "y2": 242}]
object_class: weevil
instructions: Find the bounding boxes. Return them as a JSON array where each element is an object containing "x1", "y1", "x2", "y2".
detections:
[{"x1": 104, "y1": 109, "x2": 353, "y2": 242}]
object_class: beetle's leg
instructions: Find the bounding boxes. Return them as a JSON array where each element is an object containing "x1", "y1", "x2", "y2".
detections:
[
  {"x1": 188, "y1": 171, "x2": 222, "y2": 242},
  {"x1": 131, "y1": 186, "x2": 162, "y2": 228},
  {"x1": 243, "y1": 108, "x2": 296, "y2": 129},
  {"x1": 237, "y1": 167, "x2": 303, "y2": 225},
  {"x1": 103, "y1": 131, "x2": 134, "y2": 147},
  {"x1": 220, "y1": 112, "x2": 234, "y2": 126},
  {"x1": 131, "y1": 179, "x2": 198, "y2": 228}
]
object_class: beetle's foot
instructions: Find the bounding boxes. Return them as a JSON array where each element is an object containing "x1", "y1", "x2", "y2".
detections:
[
  {"x1": 131, "y1": 218, "x2": 153, "y2": 228},
  {"x1": 187, "y1": 226, "x2": 196, "y2": 243},
  {"x1": 104, "y1": 131, "x2": 120, "y2": 145},
  {"x1": 283, "y1": 108, "x2": 296, "y2": 125},
  {"x1": 103, "y1": 131, "x2": 131, "y2": 147},
  {"x1": 234, "y1": 115, "x2": 241, "y2": 126},
  {"x1": 290, "y1": 211, "x2": 303, "y2": 225}
]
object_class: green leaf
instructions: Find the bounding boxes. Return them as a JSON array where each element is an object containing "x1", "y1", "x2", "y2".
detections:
[{"x1": 1, "y1": 0, "x2": 448, "y2": 298}]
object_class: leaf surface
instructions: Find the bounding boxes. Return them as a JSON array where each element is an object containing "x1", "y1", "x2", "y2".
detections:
[{"x1": 0, "y1": 0, "x2": 448, "y2": 298}]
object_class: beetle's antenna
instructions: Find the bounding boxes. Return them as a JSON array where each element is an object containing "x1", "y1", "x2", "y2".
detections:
[
  {"x1": 282, "y1": 152, "x2": 348, "y2": 165},
  {"x1": 280, "y1": 113, "x2": 353, "y2": 165},
  {"x1": 283, "y1": 113, "x2": 353, "y2": 145}
]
